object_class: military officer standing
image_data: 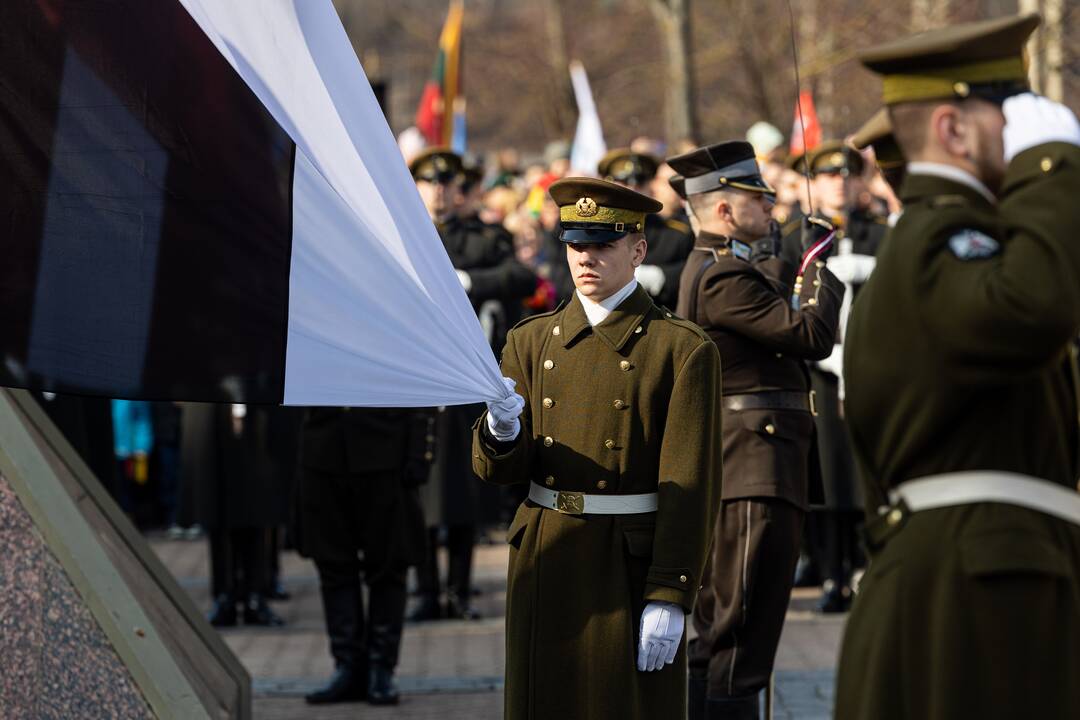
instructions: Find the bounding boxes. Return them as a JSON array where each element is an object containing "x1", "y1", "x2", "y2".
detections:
[
  {"x1": 409, "y1": 148, "x2": 537, "y2": 621},
  {"x1": 668, "y1": 142, "x2": 843, "y2": 719},
  {"x1": 599, "y1": 149, "x2": 695, "y2": 308},
  {"x1": 837, "y1": 14, "x2": 1080, "y2": 719},
  {"x1": 472, "y1": 178, "x2": 723, "y2": 719}
]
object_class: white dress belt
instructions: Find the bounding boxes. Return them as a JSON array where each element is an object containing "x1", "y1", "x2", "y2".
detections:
[
  {"x1": 889, "y1": 471, "x2": 1080, "y2": 527},
  {"x1": 528, "y1": 481, "x2": 658, "y2": 515}
]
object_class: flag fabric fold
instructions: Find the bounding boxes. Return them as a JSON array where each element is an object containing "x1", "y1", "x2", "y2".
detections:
[
  {"x1": 569, "y1": 61, "x2": 607, "y2": 176},
  {"x1": 0, "y1": 0, "x2": 506, "y2": 407},
  {"x1": 789, "y1": 90, "x2": 822, "y2": 157}
]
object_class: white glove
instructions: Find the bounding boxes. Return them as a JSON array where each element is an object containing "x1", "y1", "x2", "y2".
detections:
[
  {"x1": 637, "y1": 601, "x2": 684, "y2": 672},
  {"x1": 1003, "y1": 93, "x2": 1080, "y2": 163},
  {"x1": 455, "y1": 269, "x2": 473, "y2": 294},
  {"x1": 485, "y1": 377, "x2": 525, "y2": 442},
  {"x1": 826, "y1": 253, "x2": 876, "y2": 285},
  {"x1": 634, "y1": 264, "x2": 666, "y2": 296}
]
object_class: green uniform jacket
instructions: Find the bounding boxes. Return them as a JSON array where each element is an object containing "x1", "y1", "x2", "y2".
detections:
[
  {"x1": 836, "y1": 144, "x2": 1080, "y2": 719},
  {"x1": 472, "y1": 285, "x2": 723, "y2": 720}
]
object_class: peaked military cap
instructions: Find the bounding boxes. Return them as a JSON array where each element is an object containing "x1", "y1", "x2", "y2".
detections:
[
  {"x1": 550, "y1": 177, "x2": 663, "y2": 244},
  {"x1": 409, "y1": 147, "x2": 463, "y2": 183},
  {"x1": 859, "y1": 13, "x2": 1039, "y2": 105},
  {"x1": 669, "y1": 174, "x2": 687, "y2": 200},
  {"x1": 666, "y1": 141, "x2": 773, "y2": 196},
  {"x1": 790, "y1": 140, "x2": 866, "y2": 177},
  {"x1": 598, "y1": 149, "x2": 661, "y2": 185},
  {"x1": 851, "y1": 109, "x2": 904, "y2": 169}
]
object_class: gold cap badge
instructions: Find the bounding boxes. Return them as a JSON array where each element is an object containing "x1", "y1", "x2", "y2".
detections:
[{"x1": 576, "y1": 197, "x2": 598, "y2": 217}]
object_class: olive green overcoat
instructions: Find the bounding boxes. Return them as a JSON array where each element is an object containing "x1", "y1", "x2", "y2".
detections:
[
  {"x1": 473, "y1": 285, "x2": 723, "y2": 720},
  {"x1": 836, "y1": 143, "x2": 1080, "y2": 719}
]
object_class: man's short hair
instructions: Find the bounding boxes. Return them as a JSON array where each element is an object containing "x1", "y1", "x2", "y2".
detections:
[{"x1": 888, "y1": 100, "x2": 962, "y2": 158}]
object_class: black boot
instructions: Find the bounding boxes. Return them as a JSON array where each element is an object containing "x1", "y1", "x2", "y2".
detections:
[
  {"x1": 446, "y1": 590, "x2": 480, "y2": 620},
  {"x1": 308, "y1": 563, "x2": 368, "y2": 703},
  {"x1": 705, "y1": 692, "x2": 760, "y2": 720},
  {"x1": 243, "y1": 593, "x2": 285, "y2": 626},
  {"x1": 207, "y1": 594, "x2": 237, "y2": 627},
  {"x1": 367, "y1": 665, "x2": 399, "y2": 706},
  {"x1": 407, "y1": 594, "x2": 443, "y2": 622},
  {"x1": 305, "y1": 664, "x2": 367, "y2": 705},
  {"x1": 446, "y1": 525, "x2": 479, "y2": 620},
  {"x1": 815, "y1": 580, "x2": 851, "y2": 614},
  {"x1": 367, "y1": 570, "x2": 407, "y2": 705}
]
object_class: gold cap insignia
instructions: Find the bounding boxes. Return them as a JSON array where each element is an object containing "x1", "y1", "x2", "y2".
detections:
[{"x1": 576, "y1": 197, "x2": 598, "y2": 217}]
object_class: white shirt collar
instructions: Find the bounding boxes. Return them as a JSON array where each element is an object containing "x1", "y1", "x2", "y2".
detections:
[
  {"x1": 577, "y1": 279, "x2": 638, "y2": 327},
  {"x1": 906, "y1": 161, "x2": 997, "y2": 205}
]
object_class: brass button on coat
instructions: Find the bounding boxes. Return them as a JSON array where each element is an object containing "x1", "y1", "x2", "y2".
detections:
[
  {"x1": 604, "y1": 439, "x2": 616, "y2": 450},
  {"x1": 1041, "y1": 157, "x2": 1053, "y2": 172},
  {"x1": 543, "y1": 398, "x2": 554, "y2": 408},
  {"x1": 887, "y1": 508, "x2": 903, "y2": 526},
  {"x1": 543, "y1": 360, "x2": 554, "y2": 370},
  {"x1": 764, "y1": 423, "x2": 776, "y2": 435},
  {"x1": 807, "y1": 298, "x2": 817, "y2": 306},
  {"x1": 544, "y1": 436, "x2": 554, "y2": 447},
  {"x1": 620, "y1": 361, "x2": 631, "y2": 371},
  {"x1": 553, "y1": 325, "x2": 561, "y2": 336},
  {"x1": 596, "y1": 480, "x2": 608, "y2": 490},
  {"x1": 634, "y1": 326, "x2": 643, "y2": 334},
  {"x1": 614, "y1": 399, "x2": 625, "y2": 410},
  {"x1": 545, "y1": 476, "x2": 555, "y2": 487},
  {"x1": 679, "y1": 574, "x2": 688, "y2": 583}
]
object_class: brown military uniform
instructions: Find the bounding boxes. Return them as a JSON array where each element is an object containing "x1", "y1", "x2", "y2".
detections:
[
  {"x1": 676, "y1": 231, "x2": 842, "y2": 699},
  {"x1": 473, "y1": 285, "x2": 723, "y2": 720}
]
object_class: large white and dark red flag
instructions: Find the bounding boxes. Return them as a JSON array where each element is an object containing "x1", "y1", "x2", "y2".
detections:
[{"x1": 1, "y1": 0, "x2": 506, "y2": 407}]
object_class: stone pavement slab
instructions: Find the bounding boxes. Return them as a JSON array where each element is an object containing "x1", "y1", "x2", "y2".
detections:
[{"x1": 151, "y1": 535, "x2": 843, "y2": 719}]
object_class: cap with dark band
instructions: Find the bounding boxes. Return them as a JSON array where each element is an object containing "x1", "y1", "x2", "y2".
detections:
[
  {"x1": 409, "y1": 147, "x2": 463, "y2": 183},
  {"x1": 669, "y1": 174, "x2": 687, "y2": 200},
  {"x1": 858, "y1": 13, "x2": 1039, "y2": 105},
  {"x1": 799, "y1": 140, "x2": 866, "y2": 177},
  {"x1": 851, "y1": 109, "x2": 904, "y2": 169},
  {"x1": 598, "y1": 149, "x2": 661, "y2": 185},
  {"x1": 666, "y1": 141, "x2": 773, "y2": 196},
  {"x1": 550, "y1": 177, "x2": 663, "y2": 244}
]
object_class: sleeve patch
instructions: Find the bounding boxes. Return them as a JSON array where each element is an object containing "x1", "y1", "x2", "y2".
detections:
[{"x1": 947, "y1": 229, "x2": 999, "y2": 260}]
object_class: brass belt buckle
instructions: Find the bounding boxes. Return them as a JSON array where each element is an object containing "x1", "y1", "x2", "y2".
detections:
[
  {"x1": 555, "y1": 490, "x2": 585, "y2": 515},
  {"x1": 809, "y1": 390, "x2": 819, "y2": 417}
]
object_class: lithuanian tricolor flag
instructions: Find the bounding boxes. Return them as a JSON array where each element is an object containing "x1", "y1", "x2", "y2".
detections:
[{"x1": 416, "y1": 1, "x2": 464, "y2": 147}]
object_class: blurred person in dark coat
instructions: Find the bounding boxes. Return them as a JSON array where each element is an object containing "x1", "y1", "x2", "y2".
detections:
[
  {"x1": 299, "y1": 407, "x2": 434, "y2": 706},
  {"x1": 182, "y1": 402, "x2": 293, "y2": 629},
  {"x1": 409, "y1": 148, "x2": 536, "y2": 622}
]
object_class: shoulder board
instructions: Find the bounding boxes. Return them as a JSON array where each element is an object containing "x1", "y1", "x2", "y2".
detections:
[
  {"x1": 656, "y1": 306, "x2": 709, "y2": 340},
  {"x1": 928, "y1": 194, "x2": 969, "y2": 209},
  {"x1": 664, "y1": 218, "x2": 690, "y2": 234},
  {"x1": 509, "y1": 301, "x2": 566, "y2": 331}
]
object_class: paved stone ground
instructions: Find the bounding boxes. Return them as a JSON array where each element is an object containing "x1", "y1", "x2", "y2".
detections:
[{"x1": 151, "y1": 534, "x2": 844, "y2": 719}]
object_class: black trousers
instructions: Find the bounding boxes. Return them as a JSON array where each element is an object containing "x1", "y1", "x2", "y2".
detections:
[
  {"x1": 416, "y1": 525, "x2": 474, "y2": 603},
  {"x1": 209, "y1": 527, "x2": 269, "y2": 599},
  {"x1": 315, "y1": 560, "x2": 406, "y2": 671}
]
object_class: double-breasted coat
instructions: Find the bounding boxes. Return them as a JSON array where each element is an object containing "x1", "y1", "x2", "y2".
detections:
[
  {"x1": 473, "y1": 285, "x2": 723, "y2": 720},
  {"x1": 836, "y1": 144, "x2": 1080, "y2": 719}
]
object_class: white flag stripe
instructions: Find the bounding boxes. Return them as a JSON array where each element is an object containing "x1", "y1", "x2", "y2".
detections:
[
  {"x1": 176, "y1": 0, "x2": 506, "y2": 405},
  {"x1": 569, "y1": 60, "x2": 606, "y2": 176}
]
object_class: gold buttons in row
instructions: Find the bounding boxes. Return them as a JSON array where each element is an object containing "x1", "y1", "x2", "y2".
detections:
[
  {"x1": 544, "y1": 437, "x2": 554, "y2": 447},
  {"x1": 604, "y1": 439, "x2": 616, "y2": 450},
  {"x1": 543, "y1": 360, "x2": 554, "y2": 370},
  {"x1": 620, "y1": 360, "x2": 631, "y2": 371},
  {"x1": 613, "y1": 399, "x2": 626, "y2": 410},
  {"x1": 543, "y1": 398, "x2": 554, "y2": 408}
]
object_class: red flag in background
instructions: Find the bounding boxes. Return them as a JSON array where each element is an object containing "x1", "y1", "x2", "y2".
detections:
[
  {"x1": 789, "y1": 90, "x2": 821, "y2": 157},
  {"x1": 415, "y1": 0, "x2": 464, "y2": 146}
]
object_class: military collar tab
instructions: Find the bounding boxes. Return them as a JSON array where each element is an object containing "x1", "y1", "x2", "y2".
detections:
[
  {"x1": 730, "y1": 239, "x2": 752, "y2": 262},
  {"x1": 694, "y1": 231, "x2": 751, "y2": 262},
  {"x1": 559, "y1": 285, "x2": 653, "y2": 351}
]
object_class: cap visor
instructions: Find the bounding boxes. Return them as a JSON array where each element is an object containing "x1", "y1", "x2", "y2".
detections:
[{"x1": 560, "y1": 227, "x2": 631, "y2": 244}]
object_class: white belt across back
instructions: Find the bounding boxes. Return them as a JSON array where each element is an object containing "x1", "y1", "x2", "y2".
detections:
[
  {"x1": 528, "y1": 482, "x2": 658, "y2": 515},
  {"x1": 887, "y1": 471, "x2": 1080, "y2": 527}
]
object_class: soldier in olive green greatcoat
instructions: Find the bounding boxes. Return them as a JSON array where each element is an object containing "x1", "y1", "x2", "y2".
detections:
[
  {"x1": 472, "y1": 178, "x2": 723, "y2": 720},
  {"x1": 836, "y1": 14, "x2": 1080, "y2": 719}
]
